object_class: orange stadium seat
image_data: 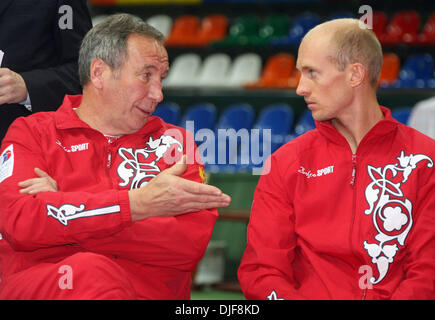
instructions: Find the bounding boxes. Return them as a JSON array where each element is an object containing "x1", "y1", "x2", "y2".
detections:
[
  {"x1": 195, "y1": 14, "x2": 229, "y2": 47},
  {"x1": 165, "y1": 15, "x2": 201, "y2": 47},
  {"x1": 287, "y1": 69, "x2": 301, "y2": 89},
  {"x1": 245, "y1": 53, "x2": 295, "y2": 89},
  {"x1": 378, "y1": 52, "x2": 400, "y2": 86}
]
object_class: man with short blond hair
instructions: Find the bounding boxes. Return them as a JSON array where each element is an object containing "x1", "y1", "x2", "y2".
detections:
[{"x1": 238, "y1": 18, "x2": 435, "y2": 300}]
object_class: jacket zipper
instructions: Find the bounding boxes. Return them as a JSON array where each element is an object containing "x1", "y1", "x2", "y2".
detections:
[
  {"x1": 350, "y1": 154, "x2": 357, "y2": 187},
  {"x1": 104, "y1": 138, "x2": 116, "y2": 188},
  {"x1": 107, "y1": 152, "x2": 112, "y2": 168},
  {"x1": 349, "y1": 153, "x2": 366, "y2": 299}
]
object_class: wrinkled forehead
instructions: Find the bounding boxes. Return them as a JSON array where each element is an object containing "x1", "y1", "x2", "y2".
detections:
[{"x1": 126, "y1": 34, "x2": 169, "y2": 68}]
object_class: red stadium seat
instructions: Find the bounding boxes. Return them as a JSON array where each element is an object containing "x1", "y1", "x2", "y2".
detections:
[
  {"x1": 417, "y1": 13, "x2": 435, "y2": 44},
  {"x1": 372, "y1": 11, "x2": 388, "y2": 40},
  {"x1": 380, "y1": 10, "x2": 421, "y2": 45}
]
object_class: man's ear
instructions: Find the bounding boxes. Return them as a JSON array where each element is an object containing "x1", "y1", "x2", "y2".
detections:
[
  {"x1": 89, "y1": 58, "x2": 109, "y2": 90},
  {"x1": 348, "y1": 63, "x2": 366, "y2": 88}
]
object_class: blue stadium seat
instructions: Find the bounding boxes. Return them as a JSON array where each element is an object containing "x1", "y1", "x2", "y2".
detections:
[
  {"x1": 253, "y1": 103, "x2": 294, "y2": 152},
  {"x1": 153, "y1": 102, "x2": 181, "y2": 125},
  {"x1": 394, "y1": 54, "x2": 434, "y2": 88},
  {"x1": 206, "y1": 103, "x2": 255, "y2": 173},
  {"x1": 180, "y1": 102, "x2": 217, "y2": 131},
  {"x1": 231, "y1": 103, "x2": 294, "y2": 173},
  {"x1": 270, "y1": 12, "x2": 320, "y2": 46},
  {"x1": 293, "y1": 109, "x2": 316, "y2": 136},
  {"x1": 180, "y1": 103, "x2": 217, "y2": 147},
  {"x1": 392, "y1": 107, "x2": 413, "y2": 125},
  {"x1": 215, "y1": 103, "x2": 255, "y2": 131}
]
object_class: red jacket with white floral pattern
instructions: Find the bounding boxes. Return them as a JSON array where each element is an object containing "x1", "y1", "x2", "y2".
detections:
[{"x1": 238, "y1": 106, "x2": 435, "y2": 300}]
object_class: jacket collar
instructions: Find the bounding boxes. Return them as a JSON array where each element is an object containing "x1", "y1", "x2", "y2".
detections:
[
  {"x1": 315, "y1": 106, "x2": 399, "y2": 150},
  {"x1": 54, "y1": 94, "x2": 162, "y2": 136}
]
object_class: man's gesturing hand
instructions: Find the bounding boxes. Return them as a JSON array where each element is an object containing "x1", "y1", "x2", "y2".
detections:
[{"x1": 129, "y1": 156, "x2": 231, "y2": 221}]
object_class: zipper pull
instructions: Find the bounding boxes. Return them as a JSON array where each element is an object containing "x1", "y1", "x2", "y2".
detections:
[
  {"x1": 350, "y1": 154, "x2": 357, "y2": 187},
  {"x1": 107, "y1": 152, "x2": 112, "y2": 168}
]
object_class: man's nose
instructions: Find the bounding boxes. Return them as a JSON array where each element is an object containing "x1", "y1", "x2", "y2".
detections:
[
  {"x1": 296, "y1": 76, "x2": 309, "y2": 97},
  {"x1": 148, "y1": 81, "x2": 164, "y2": 103}
]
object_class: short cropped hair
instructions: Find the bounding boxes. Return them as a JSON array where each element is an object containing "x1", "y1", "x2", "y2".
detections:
[
  {"x1": 78, "y1": 13, "x2": 165, "y2": 86},
  {"x1": 328, "y1": 19, "x2": 383, "y2": 88}
]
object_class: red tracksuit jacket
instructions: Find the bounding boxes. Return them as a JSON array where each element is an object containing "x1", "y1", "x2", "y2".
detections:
[
  {"x1": 238, "y1": 107, "x2": 435, "y2": 300},
  {"x1": 0, "y1": 95, "x2": 217, "y2": 299}
]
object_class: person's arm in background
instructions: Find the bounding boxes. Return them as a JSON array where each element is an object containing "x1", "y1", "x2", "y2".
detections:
[
  {"x1": 238, "y1": 154, "x2": 308, "y2": 300},
  {"x1": 19, "y1": 0, "x2": 92, "y2": 111}
]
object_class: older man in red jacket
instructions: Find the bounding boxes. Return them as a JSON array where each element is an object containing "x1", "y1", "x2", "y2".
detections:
[{"x1": 0, "y1": 13, "x2": 231, "y2": 299}]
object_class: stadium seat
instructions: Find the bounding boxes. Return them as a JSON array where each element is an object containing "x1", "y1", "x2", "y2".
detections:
[
  {"x1": 180, "y1": 102, "x2": 217, "y2": 133},
  {"x1": 207, "y1": 103, "x2": 255, "y2": 172},
  {"x1": 379, "y1": 52, "x2": 401, "y2": 87},
  {"x1": 163, "y1": 53, "x2": 201, "y2": 87},
  {"x1": 372, "y1": 11, "x2": 388, "y2": 40},
  {"x1": 153, "y1": 102, "x2": 181, "y2": 125},
  {"x1": 287, "y1": 69, "x2": 301, "y2": 89},
  {"x1": 146, "y1": 15, "x2": 173, "y2": 39},
  {"x1": 195, "y1": 14, "x2": 229, "y2": 47},
  {"x1": 197, "y1": 53, "x2": 232, "y2": 87},
  {"x1": 391, "y1": 107, "x2": 413, "y2": 125},
  {"x1": 417, "y1": 13, "x2": 435, "y2": 44},
  {"x1": 249, "y1": 14, "x2": 291, "y2": 46},
  {"x1": 380, "y1": 10, "x2": 421, "y2": 45},
  {"x1": 223, "y1": 53, "x2": 262, "y2": 87},
  {"x1": 293, "y1": 109, "x2": 316, "y2": 136},
  {"x1": 244, "y1": 53, "x2": 295, "y2": 89},
  {"x1": 212, "y1": 14, "x2": 260, "y2": 47},
  {"x1": 253, "y1": 103, "x2": 294, "y2": 152},
  {"x1": 270, "y1": 12, "x2": 320, "y2": 46},
  {"x1": 215, "y1": 103, "x2": 255, "y2": 132},
  {"x1": 395, "y1": 54, "x2": 434, "y2": 88},
  {"x1": 165, "y1": 15, "x2": 201, "y2": 47}
]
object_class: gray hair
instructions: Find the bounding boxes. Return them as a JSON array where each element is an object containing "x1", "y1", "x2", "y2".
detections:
[{"x1": 78, "y1": 13, "x2": 165, "y2": 86}]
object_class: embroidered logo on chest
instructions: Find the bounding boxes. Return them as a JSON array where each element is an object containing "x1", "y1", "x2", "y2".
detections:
[
  {"x1": 297, "y1": 165, "x2": 334, "y2": 179},
  {"x1": 116, "y1": 135, "x2": 183, "y2": 190},
  {"x1": 56, "y1": 140, "x2": 89, "y2": 153},
  {"x1": 363, "y1": 150, "x2": 433, "y2": 284}
]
